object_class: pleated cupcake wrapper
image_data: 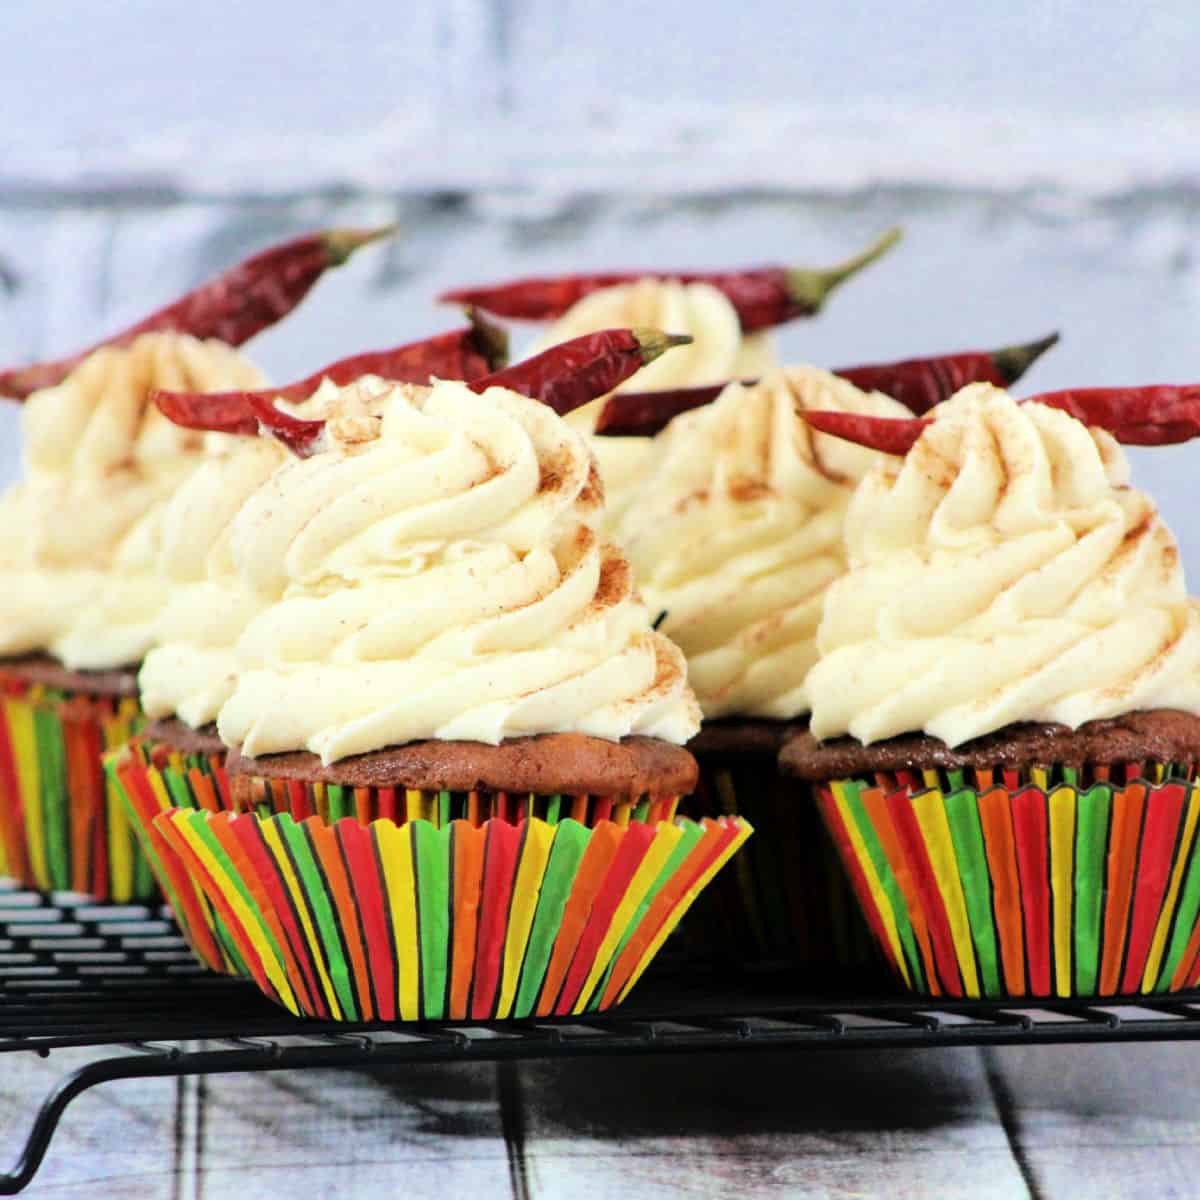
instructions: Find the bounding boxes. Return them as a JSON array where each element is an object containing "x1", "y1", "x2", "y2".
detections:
[
  {"x1": 153, "y1": 805, "x2": 752, "y2": 1022},
  {"x1": 683, "y1": 757, "x2": 877, "y2": 969},
  {"x1": 111, "y1": 729, "x2": 708, "y2": 985},
  {"x1": 106, "y1": 740, "x2": 245, "y2": 975},
  {"x1": 815, "y1": 760, "x2": 1200, "y2": 999},
  {"x1": 0, "y1": 678, "x2": 152, "y2": 900}
]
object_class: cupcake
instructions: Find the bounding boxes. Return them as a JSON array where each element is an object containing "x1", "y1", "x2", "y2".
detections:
[
  {"x1": 783, "y1": 384, "x2": 1200, "y2": 999},
  {"x1": 0, "y1": 333, "x2": 266, "y2": 898},
  {"x1": 130, "y1": 375, "x2": 750, "y2": 1020},
  {"x1": 0, "y1": 228, "x2": 400, "y2": 900},
  {"x1": 607, "y1": 366, "x2": 913, "y2": 968}
]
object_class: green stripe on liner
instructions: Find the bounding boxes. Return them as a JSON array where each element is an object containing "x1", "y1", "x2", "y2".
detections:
[
  {"x1": 280, "y1": 815, "x2": 358, "y2": 1022},
  {"x1": 512, "y1": 819, "x2": 590, "y2": 1018},
  {"x1": 1063, "y1": 767, "x2": 1079, "y2": 788},
  {"x1": 325, "y1": 784, "x2": 351, "y2": 823},
  {"x1": 1073, "y1": 784, "x2": 1112, "y2": 995},
  {"x1": 947, "y1": 770, "x2": 965, "y2": 792},
  {"x1": 162, "y1": 767, "x2": 195, "y2": 812},
  {"x1": 437, "y1": 791, "x2": 452, "y2": 829},
  {"x1": 632, "y1": 798, "x2": 650, "y2": 823},
  {"x1": 944, "y1": 789, "x2": 1001, "y2": 997},
  {"x1": 34, "y1": 707, "x2": 70, "y2": 892},
  {"x1": 586, "y1": 819, "x2": 706, "y2": 1013},
  {"x1": 181, "y1": 809, "x2": 289, "y2": 971},
  {"x1": 1156, "y1": 783, "x2": 1200, "y2": 990},
  {"x1": 841, "y1": 780, "x2": 927, "y2": 991},
  {"x1": 546, "y1": 796, "x2": 562, "y2": 826},
  {"x1": 411, "y1": 821, "x2": 451, "y2": 1019}
]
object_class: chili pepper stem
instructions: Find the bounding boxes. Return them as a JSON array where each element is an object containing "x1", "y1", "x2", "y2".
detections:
[
  {"x1": 785, "y1": 226, "x2": 903, "y2": 314},
  {"x1": 465, "y1": 307, "x2": 510, "y2": 372},
  {"x1": 320, "y1": 224, "x2": 400, "y2": 265},
  {"x1": 632, "y1": 330, "x2": 693, "y2": 363},
  {"x1": 990, "y1": 331, "x2": 1060, "y2": 385}
]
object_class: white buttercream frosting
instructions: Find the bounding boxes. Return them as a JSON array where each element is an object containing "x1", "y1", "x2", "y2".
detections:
[
  {"x1": 807, "y1": 384, "x2": 1200, "y2": 747},
  {"x1": 214, "y1": 378, "x2": 701, "y2": 762}
]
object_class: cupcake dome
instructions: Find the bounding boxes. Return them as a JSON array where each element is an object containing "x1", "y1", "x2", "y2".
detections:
[
  {"x1": 615, "y1": 366, "x2": 911, "y2": 720},
  {"x1": 807, "y1": 384, "x2": 1200, "y2": 747},
  {"x1": 218, "y1": 377, "x2": 699, "y2": 759},
  {"x1": 0, "y1": 333, "x2": 266, "y2": 660}
]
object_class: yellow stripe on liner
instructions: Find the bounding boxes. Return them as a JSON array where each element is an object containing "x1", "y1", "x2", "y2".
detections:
[
  {"x1": 1144, "y1": 784, "x2": 1200, "y2": 992},
  {"x1": 375, "y1": 821, "x2": 420, "y2": 1021},
  {"x1": 912, "y1": 789, "x2": 980, "y2": 997},
  {"x1": 7, "y1": 700, "x2": 45, "y2": 889},
  {"x1": 495, "y1": 820, "x2": 557, "y2": 1019},
  {"x1": 168, "y1": 813, "x2": 298, "y2": 1015},
  {"x1": 833, "y1": 782, "x2": 911, "y2": 986},
  {"x1": 573, "y1": 821, "x2": 684, "y2": 1015},
  {"x1": 1048, "y1": 785, "x2": 1076, "y2": 998},
  {"x1": 619, "y1": 820, "x2": 754, "y2": 1004},
  {"x1": 261, "y1": 819, "x2": 341, "y2": 1020}
]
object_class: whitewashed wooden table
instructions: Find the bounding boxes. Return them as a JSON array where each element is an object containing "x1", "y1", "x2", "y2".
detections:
[{"x1": 3, "y1": 1036, "x2": 1200, "y2": 1198}]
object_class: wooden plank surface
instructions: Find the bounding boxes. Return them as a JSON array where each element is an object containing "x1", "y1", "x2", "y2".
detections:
[{"x1": 7, "y1": 1038, "x2": 1200, "y2": 1196}]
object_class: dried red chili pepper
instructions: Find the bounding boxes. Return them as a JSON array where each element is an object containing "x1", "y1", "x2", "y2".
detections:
[
  {"x1": 836, "y1": 332, "x2": 1060, "y2": 416},
  {"x1": 158, "y1": 327, "x2": 690, "y2": 458},
  {"x1": 154, "y1": 313, "x2": 508, "y2": 435},
  {"x1": 804, "y1": 385, "x2": 1200, "y2": 454},
  {"x1": 594, "y1": 332, "x2": 1060, "y2": 436},
  {"x1": 466, "y1": 328, "x2": 692, "y2": 416},
  {"x1": 1029, "y1": 385, "x2": 1200, "y2": 430},
  {"x1": 802, "y1": 410, "x2": 933, "y2": 455},
  {"x1": 0, "y1": 224, "x2": 398, "y2": 400},
  {"x1": 439, "y1": 228, "x2": 902, "y2": 334}
]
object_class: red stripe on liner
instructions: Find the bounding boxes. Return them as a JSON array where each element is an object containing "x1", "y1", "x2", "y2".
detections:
[
  {"x1": 1121, "y1": 782, "x2": 1186, "y2": 994},
  {"x1": 885, "y1": 788, "x2": 963, "y2": 996},
  {"x1": 554, "y1": 821, "x2": 657, "y2": 1015},
  {"x1": 336, "y1": 818, "x2": 395, "y2": 1021},
  {"x1": 815, "y1": 788, "x2": 908, "y2": 984},
  {"x1": 230, "y1": 813, "x2": 324, "y2": 1018},
  {"x1": 1011, "y1": 787, "x2": 1052, "y2": 997}
]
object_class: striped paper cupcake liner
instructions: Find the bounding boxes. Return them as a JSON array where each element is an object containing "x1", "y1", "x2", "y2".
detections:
[
  {"x1": 815, "y1": 761, "x2": 1200, "y2": 999},
  {"x1": 683, "y1": 758, "x2": 878, "y2": 972},
  {"x1": 107, "y1": 738, "x2": 245, "y2": 975},
  {"x1": 0, "y1": 678, "x2": 152, "y2": 900},
  {"x1": 154, "y1": 805, "x2": 752, "y2": 1022}
]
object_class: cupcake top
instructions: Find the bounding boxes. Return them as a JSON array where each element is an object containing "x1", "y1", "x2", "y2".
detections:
[
  {"x1": 0, "y1": 333, "x2": 266, "y2": 661},
  {"x1": 215, "y1": 377, "x2": 702, "y2": 763},
  {"x1": 613, "y1": 367, "x2": 910, "y2": 720},
  {"x1": 807, "y1": 384, "x2": 1200, "y2": 747},
  {"x1": 534, "y1": 280, "x2": 778, "y2": 529}
]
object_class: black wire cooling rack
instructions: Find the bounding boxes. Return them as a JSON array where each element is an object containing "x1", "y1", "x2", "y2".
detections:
[{"x1": 5, "y1": 883, "x2": 1200, "y2": 1193}]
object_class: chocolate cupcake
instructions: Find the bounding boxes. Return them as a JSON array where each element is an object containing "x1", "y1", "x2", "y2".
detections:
[
  {"x1": 134, "y1": 376, "x2": 749, "y2": 1020},
  {"x1": 610, "y1": 366, "x2": 912, "y2": 968},
  {"x1": 785, "y1": 384, "x2": 1200, "y2": 999},
  {"x1": 0, "y1": 333, "x2": 266, "y2": 898}
]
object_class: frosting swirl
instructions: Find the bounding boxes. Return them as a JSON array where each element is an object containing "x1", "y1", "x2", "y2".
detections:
[
  {"x1": 0, "y1": 333, "x2": 266, "y2": 662},
  {"x1": 807, "y1": 385, "x2": 1200, "y2": 747},
  {"x1": 535, "y1": 279, "x2": 778, "y2": 530},
  {"x1": 614, "y1": 367, "x2": 910, "y2": 719},
  {"x1": 139, "y1": 377, "x2": 395, "y2": 724},
  {"x1": 216, "y1": 378, "x2": 700, "y2": 762}
]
